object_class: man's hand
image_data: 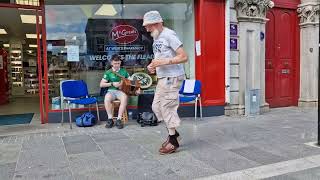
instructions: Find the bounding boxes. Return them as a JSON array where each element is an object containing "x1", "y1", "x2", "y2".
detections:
[
  {"x1": 147, "y1": 59, "x2": 169, "y2": 74},
  {"x1": 147, "y1": 63, "x2": 156, "y2": 74},
  {"x1": 113, "y1": 81, "x2": 122, "y2": 88},
  {"x1": 135, "y1": 88, "x2": 141, "y2": 95},
  {"x1": 150, "y1": 59, "x2": 169, "y2": 67}
]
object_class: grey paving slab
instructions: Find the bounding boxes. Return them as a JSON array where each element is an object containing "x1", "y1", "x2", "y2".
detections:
[
  {"x1": 114, "y1": 158, "x2": 183, "y2": 180},
  {"x1": 99, "y1": 139, "x2": 154, "y2": 165},
  {"x1": 15, "y1": 147, "x2": 69, "y2": 171},
  {"x1": 73, "y1": 168, "x2": 122, "y2": 180},
  {"x1": 253, "y1": 143, "x2": 320, "y2": 160},
  {"x1": 0, "y1": 163, "x2": 16, "y2": 180},
  {"x1": 155, "y1": 151, "x2": 221, "y2": 179},
  {"x1": 68, "y1": 151, "x2": 115, "y2": 173},
  {"x1": 63, "y1": 135, "x2": 100, "y2": 155},
  {"x1": 62, "y1": 134, "x2": 92, "y2": 144},
  {"x1": 0, "y1": 144, "x2": 20, "y2": 165},
  {"x1": 63, "y1": 141, "x2": 101, "y2": 155},
  {"x1": 201, "y1": 131, "x2": 249, "y2": 150},
  {"x1": 90, "y1": 132, "x2": 129, "y2": 143},
  {"x1": 230, "y1": 146, "x2": 287, "y2": 165},
  {"x1": 13, "y1": 168, "x2": 73, "y2": 180},
  {"x1": 22, "y1": 136, "x2": 64, "y2": 150},
  {"x1": 123, "y1": 131, "x2": 165, "y2": 153},
  {"x1": 187, "y1": 140, "x2": 261, "y2": 173}
]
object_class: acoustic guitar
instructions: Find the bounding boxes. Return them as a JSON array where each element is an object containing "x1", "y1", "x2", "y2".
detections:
[{"x1": 112, "y1": 70, "x2": 141, "y2": 96}]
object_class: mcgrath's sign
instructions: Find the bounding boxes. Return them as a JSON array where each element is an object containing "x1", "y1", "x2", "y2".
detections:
[{"x1": 110, "y1": 25, "x2": 139, "y2": 44}]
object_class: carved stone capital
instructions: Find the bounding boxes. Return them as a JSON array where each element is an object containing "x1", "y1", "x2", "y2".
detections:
[
  {"x1": 297, "y1": 2, "x2": 320, "y2": 26},
  {"x1": 236, "y1": 0, "x2": 274, "y2": 22}
]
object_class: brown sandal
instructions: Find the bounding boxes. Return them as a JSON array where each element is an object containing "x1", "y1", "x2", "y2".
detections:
[{"x1": 159, "y1": 142, "x2": 178, "y2": 155}]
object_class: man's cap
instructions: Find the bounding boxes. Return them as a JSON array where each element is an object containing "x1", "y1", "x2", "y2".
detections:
[{"x1": 143, "y1": 10, "x2": 163, "y2": 26}]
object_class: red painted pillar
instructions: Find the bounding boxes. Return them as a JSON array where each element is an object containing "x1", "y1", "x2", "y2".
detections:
[{"x1": 195, "y1": 0, "x2": 225, "y2": 106}]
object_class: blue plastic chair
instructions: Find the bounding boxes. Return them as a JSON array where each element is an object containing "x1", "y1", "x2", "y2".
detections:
[
  {"x1": 179, "y1": 80, "x2": 202, "y2": 120},
  {"x1": 60, "y1": 80, "x2": 100, "y2": 129}
]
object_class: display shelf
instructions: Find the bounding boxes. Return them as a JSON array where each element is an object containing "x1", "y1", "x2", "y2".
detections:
[
  {"x1": 47, "y1": 67, "x2": 70, "y2": 97},
  {"x1": 9, "y1": 44, "x2": 24, "y2": 96}
]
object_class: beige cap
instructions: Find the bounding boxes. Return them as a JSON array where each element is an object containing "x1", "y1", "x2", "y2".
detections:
[{"x1": 143, "y1": 10, "x2": 163, "y2": 26}]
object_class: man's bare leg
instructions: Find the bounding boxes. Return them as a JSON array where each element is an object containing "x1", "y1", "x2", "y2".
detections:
[{"x1": 104, "y1": 93, "x2": 114, "y2": 128}]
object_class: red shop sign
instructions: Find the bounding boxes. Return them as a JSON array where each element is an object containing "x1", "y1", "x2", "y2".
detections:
[{"x1": 109, "y1": 25, "x2": 139, "y2": 44}]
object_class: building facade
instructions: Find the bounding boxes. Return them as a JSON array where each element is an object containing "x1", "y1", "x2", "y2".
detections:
[
  {"x1": 225, "y1": 0, "x2": 319, "y2": 115},
  {"x1": 0, "y1": 0, "x2": 318, "y2": 123}
]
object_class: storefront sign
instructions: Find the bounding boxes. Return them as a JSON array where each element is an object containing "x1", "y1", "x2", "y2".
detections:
[
  {"x1": 230, "y1": 38, "x2": 238, "y2": 50},
  {"x1": 105, "y1": 45, "x2": 145, "y2": 52},
  {"x1": 0, "y1": 55, "x2": 3, "y2": 70},
  {"x1": 85, "y1": 19, "x2": 153, "y2": 66},
  {"x1": 67, "y1": 45, "x2": 79, "y2": 62},
  {"x1": 110, "y1": 25, "x2": 139, "y2": 44},
  {"x1": 89, "y1": 54, "x2": 154, "y2": 61}
]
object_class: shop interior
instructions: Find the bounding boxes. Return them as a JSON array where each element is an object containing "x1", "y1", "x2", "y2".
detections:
[{"x1": 0, "y1": 7, "x2": 40, "y2": 125}]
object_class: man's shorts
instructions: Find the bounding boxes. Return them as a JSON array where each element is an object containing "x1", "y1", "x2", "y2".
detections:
[{"x1": 106, "y1": 90, "x2": 126, "y2": 101}]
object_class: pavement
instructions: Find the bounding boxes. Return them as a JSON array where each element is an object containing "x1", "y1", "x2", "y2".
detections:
[{"x1": 0, "y1": 106, "x2": 319, "y2": 180}]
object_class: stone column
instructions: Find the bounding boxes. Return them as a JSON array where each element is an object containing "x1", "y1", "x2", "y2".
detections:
[
  {"x1": 297, "y1": 0, "x2": 319, "y2": 107},
  {"x1": 236, "y1": 0, "x2": 274, "y2": 115}
]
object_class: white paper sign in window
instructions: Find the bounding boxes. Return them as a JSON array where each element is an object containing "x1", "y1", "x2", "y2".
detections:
[
  {"x1": 67, "y1": 45, "x2": 79, "y2": 62},
  {"x1": 195, "y1": 40, "x2": 201, "y2": 56}
]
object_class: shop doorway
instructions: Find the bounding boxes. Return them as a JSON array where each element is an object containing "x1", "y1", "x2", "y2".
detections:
[
  {"x1": 265, "y1": 7, "x2": 299, "y2": 108},
  {"x1": 0, "y1": 5, "x2": 44, "y2": 125}
]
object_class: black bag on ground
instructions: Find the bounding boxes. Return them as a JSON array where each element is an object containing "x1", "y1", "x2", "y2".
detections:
[
  {"x1": 137, "y1": 94, "x2": 154, "y2": 114},
  {"x1": 137, "y1": 112, "x2": 158, "y2": 127}
]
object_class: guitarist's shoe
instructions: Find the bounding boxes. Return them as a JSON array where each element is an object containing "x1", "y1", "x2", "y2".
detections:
[{"x1": 115, "y1": 118, "x2": 124, "y2": 129}]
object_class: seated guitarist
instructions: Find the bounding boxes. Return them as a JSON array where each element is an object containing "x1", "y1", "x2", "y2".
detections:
[{"x1": 99, "y1": 54, "x2": 129, "y2": 129}]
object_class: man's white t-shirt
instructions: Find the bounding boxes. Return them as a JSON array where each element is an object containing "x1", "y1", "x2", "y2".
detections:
[{"x1": 152, "y1": 27, "x2": 185, "y2": 78}]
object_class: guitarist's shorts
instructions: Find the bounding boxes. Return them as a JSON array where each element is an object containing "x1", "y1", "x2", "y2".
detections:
[{"x1": 106, "y1": 89, "x2": 127, "y2": 101}]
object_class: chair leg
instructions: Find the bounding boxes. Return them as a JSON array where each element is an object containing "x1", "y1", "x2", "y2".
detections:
[
  {"x1": 195, "y1": 98, "x2": 198, "y2": 121},
  {"x1": 122, "y1": 108, "x2": 128, "y2": 124},
  {"x1": 96, "y1": 102, "x2": 100, "y2": 125},
  {"x1": 61, "y1": 101, "x2": 64, "y2": 126},
  {"x1": 199, "y1": 98, "x2": 203, "y2": 120},
  {"x1": 68, "y1": 102, "x2": 72, "y2": 129}
]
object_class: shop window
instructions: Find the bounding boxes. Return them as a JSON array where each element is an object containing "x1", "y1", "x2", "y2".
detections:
[{"x1": 45, "y1": 0, "x2": 195, "y2": 110}]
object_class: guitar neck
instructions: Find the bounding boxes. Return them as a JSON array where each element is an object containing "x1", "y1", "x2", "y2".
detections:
[{"x1": 111, "y1": 69, "x2": 126, "y2": 79}]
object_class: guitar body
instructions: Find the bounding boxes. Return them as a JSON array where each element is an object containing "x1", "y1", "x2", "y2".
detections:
[
  {"x1": 120, "y1": 78, "x2": 141, "y2": 96},
  {"x1": 110, "y1": 68, "x2": 141, "y2": 96}
]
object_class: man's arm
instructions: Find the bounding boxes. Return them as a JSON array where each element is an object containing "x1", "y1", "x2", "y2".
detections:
[
  {"x1": 168, "y1": 47, "x2": 188, "y2": 65},
  {"x1": 147, "y1": 46, "x2": 188, "y2": 70},
  {"x1": 100, "y1": 78, "x2": 112, "y2": 88}
]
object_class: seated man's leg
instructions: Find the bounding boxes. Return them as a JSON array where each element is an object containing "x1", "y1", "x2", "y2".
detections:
[
  {"x1": 104, "y1": 92, "x2": 115, "y2": 128},
  {"x1": 115, "y1": 90, "x2": 128, "y2": 129}
]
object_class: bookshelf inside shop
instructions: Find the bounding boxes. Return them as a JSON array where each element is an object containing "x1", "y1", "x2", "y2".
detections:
[
  {"x1": 9, "y1": 44, "x2": 24, "y2": 96},
  {"x1": 7, "y1": 43, "x2": 40, "y2": 97}
]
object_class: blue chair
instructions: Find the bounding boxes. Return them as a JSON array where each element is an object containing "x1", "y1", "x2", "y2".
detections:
[
  {"x1": 60, "y1": 80, "x2": 100, "y2": 129},
  {"x1": 179, "y1": 79, "x2": 202, "y2": 120}
]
